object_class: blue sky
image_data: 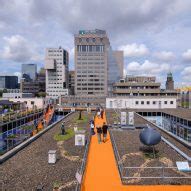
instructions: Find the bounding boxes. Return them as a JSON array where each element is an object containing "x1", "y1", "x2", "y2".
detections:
[{"x1": 0, "y1": 0, "x2": 191, "y2": 88}]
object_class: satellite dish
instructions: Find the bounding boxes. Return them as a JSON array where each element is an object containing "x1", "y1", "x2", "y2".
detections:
[{"x1": 139, "y1": 127, "x2": 161, "y2": 146}]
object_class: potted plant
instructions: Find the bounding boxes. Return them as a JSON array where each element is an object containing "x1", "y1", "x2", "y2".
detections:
[{"x1": 53, "y1": 181, "x2": 61, "y2": 191}]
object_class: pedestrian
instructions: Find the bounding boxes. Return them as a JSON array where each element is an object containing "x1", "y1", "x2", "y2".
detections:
[
  {"x1": 102, "y1": 122, "x2": 108, "y2": 143},
  {"x1": 90, "y1": 120, "x2": 95, "y2": 135},
  {"x1": 41, "y1": 119, "x2": 44, "y2": 127},
  {"x1": 96, "y1": 126, "x2": 102, "y2": 144},
  {"x1": 61, "y1": 122, "x2": 65, "y2": 135}
]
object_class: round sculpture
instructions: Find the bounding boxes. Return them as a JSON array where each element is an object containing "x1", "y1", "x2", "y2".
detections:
[{"x1": 139, "y1": 127, "x2": 161, "y2": 146}]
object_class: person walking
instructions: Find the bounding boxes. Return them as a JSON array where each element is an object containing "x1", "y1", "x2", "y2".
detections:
[
  {"x1": 61, "y1": 122, "x2": 65, "y2": 135},
  {"x1": 90, "y1": 120, "x2": 95, "y2": 135},
  {"x1": 102, "y1": 122, "x2": 108, "y2": 143},
  {"x1": 96, "y1": 126, "x2": 102, "y2": 144}
]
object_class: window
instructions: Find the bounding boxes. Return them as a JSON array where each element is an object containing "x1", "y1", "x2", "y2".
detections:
[
  {"x1": 92, "y1": 38, "x2": 96, "y2": 42},
  {"x1": 170, "y1": 101, "x2": 173, "y2": 104},
  {"x1": 153, "y1": 101, "x2": 156, "y2": 105},
  {"x1": 86, "y1": 38, "x2": 89, "y2": 42},
  {"x1": 79, "y1": 38, "x2": 82, "y2": 42},
  {"x1": 147, "y1": 101, "x2": 150, "y2": 105},
  {"x1": 135, "y1": 101, "x2": 139, "y2": 105},
  {"x1": 164, "y1": 101, "x2": 167, "y2": 104},
  {"x1": 141, "y1": 101, "x2": 144, "y2": 105},
  {"x1": 31, "y1": 101, "x2": 34, "y2": 105}
]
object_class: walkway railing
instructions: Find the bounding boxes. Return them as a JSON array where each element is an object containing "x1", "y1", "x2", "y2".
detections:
[
  {"x1": 75, "y1": 133, "x2": 92, "y2": 191},
  {"x1": 109, "y1": 128, "x2": 191, "y2": 184}
]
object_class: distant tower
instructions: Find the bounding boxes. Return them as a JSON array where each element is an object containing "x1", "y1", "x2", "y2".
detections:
[{"x1": 166, "y1": 72, "x2": 174, "y2": 90}]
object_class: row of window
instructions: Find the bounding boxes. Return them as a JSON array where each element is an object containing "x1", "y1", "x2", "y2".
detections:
[
  {"x1": 78, "y1": 37, "x2": 103, "y2": 43},
  {"x1": 135, "y1": 100, "x2": 174, "y2": 105},
  {"x1": 77, "y1": 45, "x2": 104, "y2": 52}
]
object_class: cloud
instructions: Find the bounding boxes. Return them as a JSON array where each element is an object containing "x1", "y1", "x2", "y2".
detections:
[
  {"x1": 154, "y1": 51, "x2": 175, "y2": 61},
  {"x1": 119, "y1": 43, "x2": 149, "y2": 57},
  {"x1": 1, "y1": 35, "x2": 42, "y2": 63},
  {"x1": 126, "y1": 60, "x2": 170, "y2": 75},
  {"x1": 181, "y1": 66, "x2": 191, "y2": 81},
  {"x1": 1, "y1": 35, "x2": 33, "y2": 62},
  {"x1": 182, "y1": 49, "x2": 191, "y2": 61}
]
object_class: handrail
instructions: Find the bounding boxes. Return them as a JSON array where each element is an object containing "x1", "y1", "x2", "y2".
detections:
[{"x1": 75, "y1": 133, "x2": 92, "y2": 191}]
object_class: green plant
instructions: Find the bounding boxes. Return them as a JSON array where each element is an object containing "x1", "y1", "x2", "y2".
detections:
[
  {"x1": 7, "y1": 134, "x2": 17, "y2": 139},
  {"x1": 53, "y1": 181, "x2": 61, "y2": 189},
  {"x1": 54, "y1": 128, "x2": 83, "y2": 142}
]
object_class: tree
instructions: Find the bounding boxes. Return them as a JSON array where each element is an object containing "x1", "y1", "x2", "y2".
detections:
[{"x1": 78, "y1": 111, "x2": 82, "y2": 120}]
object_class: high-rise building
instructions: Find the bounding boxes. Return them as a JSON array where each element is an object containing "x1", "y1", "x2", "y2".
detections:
[
  {"x1": 75, "y1": 29, "x2": 110, "y2": 96},
  {"x1": 21, "y1": 68, "x2": 46, "y2": 96},
  {"x1": 69, "y1": 71, "x2": 75, "y2": 95},
  {"x1": 166, "y1": 72, "x2": 174, "y2": 90},
  {"x1": 45, "y1": 47, "x2": 69, "y2": 99},
  {"x1": 0, "y1": 75, "x2": 18, "y2": 89},
  {"x1": 108, "y1": 48, "x2": 124, "y2": 95},
  {"x1": 21, "y1": 64, "x2": 37, "y2": 81}
]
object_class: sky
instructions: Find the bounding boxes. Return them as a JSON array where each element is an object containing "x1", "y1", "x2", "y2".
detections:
[{"x1": 1, "y1": 0, "x2": 191, "y2": 88}]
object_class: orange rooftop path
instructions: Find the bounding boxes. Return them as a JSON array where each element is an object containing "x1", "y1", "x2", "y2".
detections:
[{"x1": 81, "y1": 111, "x2": 191, "y2": 191}]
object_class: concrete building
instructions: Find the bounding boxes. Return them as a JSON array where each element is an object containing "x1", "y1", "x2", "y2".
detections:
[
  {"x1": 106, "y1": 97, "x2": 177, "y2": 109},
  {"x1": 166, "y1": 72, "x2": 174, "y2": 90},
  {"x1": 21, "y1": 68, "x2": 46, "y2": 96},
  {"x1": 3, "y1": 93, "x2": 34, "y2": 99},
  {"x1": 69, "y1": 71, "x2": 75, "y2": 95},
  {"x1": 113, "y1": 75, "x2": 178, "y2": 97},
  {"x1": 75, "y1": 29, "x2": 111, "y2": 96},
  {"x1": 45, "y1": 47, "x2": 69, "y2": 99},
  {"x1": 22, "y1": 64, "x2": 37, "y2": 81},
  {"x1": 9, "y1": 97, "x2": 46, "y2": 109},
  {"x1": 108, "y1": 49, "x2": 124, "y2": 95},
  {"x1": 179, "y1": 87, "x2": 191, "y2": 109},
  {"x1": 0, "y1": 76, "x2": 18, "y2": 89}
]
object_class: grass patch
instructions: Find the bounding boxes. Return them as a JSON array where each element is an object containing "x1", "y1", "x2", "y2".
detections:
[
  {"x1": 72, "y1": 115, "x2": 88, "y2": 124},
  {"x1": 54, "y1": 127, "x2": 83, "y2": 142}
]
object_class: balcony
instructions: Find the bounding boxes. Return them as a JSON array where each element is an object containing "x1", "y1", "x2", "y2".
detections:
[{"x1": 44, "y1": 59, "x2": 56, "y2": 70}]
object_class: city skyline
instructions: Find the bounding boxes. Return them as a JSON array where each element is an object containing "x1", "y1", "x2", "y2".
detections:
[{"x1": 1, "y1": 0, "x2": 191, "y2": 87}]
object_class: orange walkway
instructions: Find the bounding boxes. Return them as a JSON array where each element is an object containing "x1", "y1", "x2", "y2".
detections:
[
  {"x1": 82, "y1": 111, "x2": 191, "y2": 191},
  {"x1": 37, "y1": 107, "x2": 53, "y2": 130}
]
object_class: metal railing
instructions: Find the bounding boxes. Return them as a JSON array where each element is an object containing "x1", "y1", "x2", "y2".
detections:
[
  {"x1": 75, "y1": 133, "x2": 92, "y2": 191},
  {"x1": 109, "y1": 129, "x2": 191, "y2": 184}
]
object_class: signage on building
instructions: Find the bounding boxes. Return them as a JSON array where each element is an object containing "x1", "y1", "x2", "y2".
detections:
[
  {"x1": 121, "y1": 112, "x2": 127, "y2": 125},
  {"x1": 128, "y1": 112, "x2": 134, "y2": 125}
]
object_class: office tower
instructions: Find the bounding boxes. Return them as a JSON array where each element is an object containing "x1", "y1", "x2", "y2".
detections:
[
  {"x1": 69, "y1": 71, "x2": 75, "y2": 95},
  {"x1": 45, "y1": 47, "x2": 69, "y2": 99},
  {"x1": 21, "y1": 64, "x2": 37, "y2": 81},
  {"x1": 166, "y1": 72, "x2": 174, "y2": 90},
  {"x1": 0, "y1": 75, "x2": 18, "y2": 89},
  {"x1": 21, "y1": 68, "x2": 46, "y2": 96},
  {"x1": 108, "y1": 48, "x2": 124, "y2": 95},
  {"x1": 75, "y1": 29, "x2": 110, "y2": 96}
]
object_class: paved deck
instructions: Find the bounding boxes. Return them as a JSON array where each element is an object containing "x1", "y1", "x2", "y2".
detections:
[{"x1": 81, "y1": 111, "x2": 191, "y2": 191}]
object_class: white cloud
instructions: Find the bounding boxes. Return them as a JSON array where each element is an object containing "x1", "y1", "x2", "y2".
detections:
[
  {"x1": 154, "y1": 51, "x2": 175, "y2": 61},
  {"x1": 1, "y1": 34, "x2": 42, "y2": 63},
  {"x1": 1, "y1": 35, "x2": 33, "y2": 62},
  {"x1": 126, "y1": 60, "x2": 170, "y2": 75},
  {"x1": 119, "y1": 43, "x2": 149, "y2": 57},
  {"x1": 181, "y1": 66, "x2": 191, "y2": 81},
  {"x1": 182, "y1": 49, "x2": 191, "y2": 61}
]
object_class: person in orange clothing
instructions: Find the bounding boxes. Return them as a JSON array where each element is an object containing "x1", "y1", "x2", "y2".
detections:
[{"x1": 96, "y1": 112, "x2": 103, "y2": 144}]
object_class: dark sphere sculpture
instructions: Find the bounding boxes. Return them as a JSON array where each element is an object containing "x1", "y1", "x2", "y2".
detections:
[{"x1": 139, "y1": 127, "x2": 161, "y2": 146}]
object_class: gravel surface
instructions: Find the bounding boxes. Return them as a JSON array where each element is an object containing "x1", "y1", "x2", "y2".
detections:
[
  {"x1": 107, "y1": 110, "x2": 191, "y2": 185},
  {"x1": 0, "y1": 111, "x2": 94, "y2": 191}
]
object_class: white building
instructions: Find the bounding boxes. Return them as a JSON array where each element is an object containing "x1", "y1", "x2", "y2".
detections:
[
  {"x1": 106, "y1": 97, "x2": 177, "y2": 109},
  {"x1": 3, "y1": 93, "x2": 33, "y2": 99},
  {"x1": 45, "y1": 47, "x2": 69, "y2": 99},
  {"x1": 9, "y1": 98, "x2": 46, "y2": 109}
]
